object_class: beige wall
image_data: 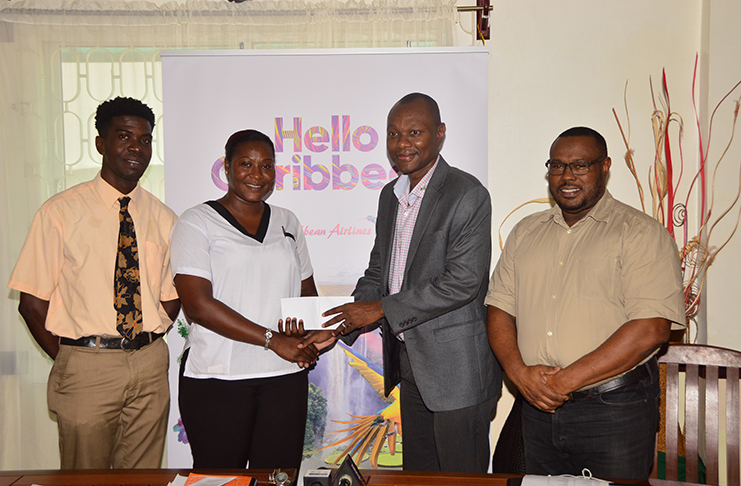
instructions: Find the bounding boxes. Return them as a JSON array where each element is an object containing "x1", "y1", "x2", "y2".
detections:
[
  {"x1": 484, "y1": 0, "x2": 702, "y2": 277},
  {"x1": 704, "y1": 0, "x2": 741, "y2": 349}
]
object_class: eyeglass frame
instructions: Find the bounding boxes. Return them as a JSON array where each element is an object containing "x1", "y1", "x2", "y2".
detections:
[{"x1": 545, "y1": 156, "x2": 607, "y2": 176}]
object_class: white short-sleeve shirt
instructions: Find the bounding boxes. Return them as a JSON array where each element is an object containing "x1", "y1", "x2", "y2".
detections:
[{"x1": 170, "y1": 202, "x2": 313, "y2": 380}]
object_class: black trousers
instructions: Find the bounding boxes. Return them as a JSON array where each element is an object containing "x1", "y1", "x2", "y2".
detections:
[
  {"x1": 179, "y1": 349, "x2": 308, "y2": 470},
  {"x1": 398, "y1": 344, "x2": 496, "y2": 472},
  {"x1": 522, "y1": 366, "x2": 660, "y2": 479}
]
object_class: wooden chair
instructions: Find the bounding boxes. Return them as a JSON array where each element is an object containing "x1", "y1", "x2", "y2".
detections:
[{"x1": 656, "y1": 344, "x2": 741, "y2": 486}]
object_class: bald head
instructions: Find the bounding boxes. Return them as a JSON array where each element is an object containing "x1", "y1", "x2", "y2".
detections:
[{"x1": 390, "y1": 92, "x2": 441, "y2": 126}]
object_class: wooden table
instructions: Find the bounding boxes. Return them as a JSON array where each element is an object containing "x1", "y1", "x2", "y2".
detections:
[{"x1": 0, "y1": 469, "x2": 518, "y2": 486}]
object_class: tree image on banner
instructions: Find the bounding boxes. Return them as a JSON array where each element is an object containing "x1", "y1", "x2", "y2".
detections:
[{"x1": 304, "y1": 383, "x2": 328, "y2": 457}]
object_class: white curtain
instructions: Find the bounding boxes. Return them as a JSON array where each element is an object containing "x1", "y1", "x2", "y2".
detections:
[{"x1": 0, "y1": 0, "x2": 456, "y2": 469}]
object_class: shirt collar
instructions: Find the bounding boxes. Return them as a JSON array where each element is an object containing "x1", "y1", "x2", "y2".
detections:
[
  {"x1": 542, "y1": 190, "x2": 614, "y2": 227},
  {"x1": 93, "y1": 171, "x2": 143, "y2": 212},
  {"x1": 393, "y1": 156, "x2": 440, "y2": 202},
  {"x1": 587, "y1": 190, "x2": 614, "y2": 223}
]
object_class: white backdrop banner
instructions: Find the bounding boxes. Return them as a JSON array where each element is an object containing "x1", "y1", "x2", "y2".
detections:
[{"x1": 161, "y1": 47, "x2": 489, "y2": 471}]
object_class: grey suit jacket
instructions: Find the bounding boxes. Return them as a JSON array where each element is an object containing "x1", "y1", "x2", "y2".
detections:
[{"x1": 345, "y1": 157, "x2": 501, "y2": 412}]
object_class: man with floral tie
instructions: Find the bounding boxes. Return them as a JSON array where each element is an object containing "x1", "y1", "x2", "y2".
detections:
[{"x1": 8, "y1": 97, "x2": 180, "y2": 469}]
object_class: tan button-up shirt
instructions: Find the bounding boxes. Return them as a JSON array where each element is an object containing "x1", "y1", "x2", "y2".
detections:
[
  {"x1": 486, "y1": 191, "x2": 685, "y2": 372},
  {"x1": 8, "y1": 173, "x2": 178, "y2": 339}
]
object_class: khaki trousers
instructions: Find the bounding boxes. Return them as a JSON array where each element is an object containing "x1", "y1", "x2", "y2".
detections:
[{"x1": 47, "y1": 337, "x2": 170, "y2": 469}]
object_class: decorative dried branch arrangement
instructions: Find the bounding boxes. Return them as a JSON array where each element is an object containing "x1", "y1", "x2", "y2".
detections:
[{"x1": 613, "y1": 55, "x2": 741, "y2": 340}]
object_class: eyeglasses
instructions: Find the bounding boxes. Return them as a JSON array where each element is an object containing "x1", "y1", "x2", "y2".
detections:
[{"x1": 545, "y1": 156, "x2": 606, "y2": 176}]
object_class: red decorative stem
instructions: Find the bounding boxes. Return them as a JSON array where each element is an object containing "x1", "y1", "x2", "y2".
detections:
[{"x1": 663, "y1": 69, "x2": 676, "y2": 237}]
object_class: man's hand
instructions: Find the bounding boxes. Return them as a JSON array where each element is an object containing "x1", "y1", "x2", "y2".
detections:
[
  {"x1": 300, "y1": 330, "x2": 337, "y2": 351},
  {"x1": 280, "y1": 317, "x2": 336, "y2": 352},
  {"x1": 487, "y1": 306, "x2": 569, "y2": 413},
  {"x1": 511, "y1": 364, "x2": 569, "y2": 413},
  {"x1": 322, "y1": 301, "x2": 384, "y2": 336},
  {"x1": 543, "y1": 368, "x2": 574, "y2": 398}
]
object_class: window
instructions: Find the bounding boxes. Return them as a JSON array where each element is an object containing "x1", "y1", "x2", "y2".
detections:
[{"x1": 57, "y1": 47, "x2": 165, "y2": 198}]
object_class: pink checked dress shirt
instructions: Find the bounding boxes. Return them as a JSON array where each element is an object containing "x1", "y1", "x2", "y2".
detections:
[{"x1": 388, "y1": 159, "x2": 439, "y2": 339}]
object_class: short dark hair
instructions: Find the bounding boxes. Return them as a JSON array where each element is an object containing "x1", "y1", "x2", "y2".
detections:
[
  {"x1": 552, "y1": 126, "x2": 608, "y2": 158},
  {"x1": 224, "y1": 129, "x2": 275, "y2": 164},
  {"x1": 95, "y1": 97, "x2": 155, "y2": 137},
  {"x1": 395, "y1": 92, "x2": 442, "y2": 126}
]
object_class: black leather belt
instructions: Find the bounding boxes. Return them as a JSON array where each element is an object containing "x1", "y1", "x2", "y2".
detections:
[
  {"x1": 567, "y1": 357, "x2": 658, "y2": 402},
  {"x1": 60, "y1": 332, "x2": 164, "y2": 351}
]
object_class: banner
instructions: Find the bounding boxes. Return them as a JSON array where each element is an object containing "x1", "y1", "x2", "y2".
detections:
[{"x1": 162, "y1": 47, "x2": 489, "y2": 471}]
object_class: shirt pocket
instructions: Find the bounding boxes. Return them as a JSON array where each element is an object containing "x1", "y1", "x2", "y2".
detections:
[
  {"x1": 141, "y1": 241, "x2": 167, "y2": 288},
  {"x1": 574, "y1": 255, "x2": 618, "y2": 301}
]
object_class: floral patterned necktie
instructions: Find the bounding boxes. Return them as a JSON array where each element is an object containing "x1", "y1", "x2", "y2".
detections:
[{"x1": 114, "y1": 196, "x2": 142, "y2": 340}]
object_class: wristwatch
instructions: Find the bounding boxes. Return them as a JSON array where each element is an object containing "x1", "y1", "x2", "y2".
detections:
[{"x1": 264, "y1": 329, "x2": 273, "y2": 350}]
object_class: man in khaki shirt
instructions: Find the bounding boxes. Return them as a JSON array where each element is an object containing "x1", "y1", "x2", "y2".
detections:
[
  {"x1": 486, "y1": 127, "x2": 685, "y2": 479},
  {"x1": 8, "y1": 97, "x2": 180, "y2": 469}
]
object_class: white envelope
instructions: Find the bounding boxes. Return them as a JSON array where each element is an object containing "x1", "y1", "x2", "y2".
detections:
[{"x1": 280, "y1": 296, "x2": 354, "y2": 330}]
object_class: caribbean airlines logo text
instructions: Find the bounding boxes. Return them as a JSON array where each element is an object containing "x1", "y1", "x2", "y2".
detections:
[{"x1": 211, "y1": 116, "x2": 397, "y2": 191}]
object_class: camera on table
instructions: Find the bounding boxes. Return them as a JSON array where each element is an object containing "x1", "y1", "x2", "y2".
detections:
[{"x1": 303, "y1": 455, "x2": 367, "y2": 486}]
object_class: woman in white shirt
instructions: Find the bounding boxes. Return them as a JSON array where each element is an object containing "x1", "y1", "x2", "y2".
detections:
[{"x1": 170, "y1": 129, "x2": 331, "y2": 470}]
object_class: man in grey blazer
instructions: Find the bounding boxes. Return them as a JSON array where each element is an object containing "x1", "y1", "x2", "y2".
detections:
[{"x1": 322, "y1": 93, "x2": 501, "y2": 472}]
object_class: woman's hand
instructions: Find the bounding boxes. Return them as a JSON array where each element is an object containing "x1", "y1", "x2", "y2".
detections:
[
  {"x1": 278, "y1": 317, "x2": 308, "y2": 337},
  {"x1": 269, "y1": 333, "x2": 318, "y2": 368}
]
